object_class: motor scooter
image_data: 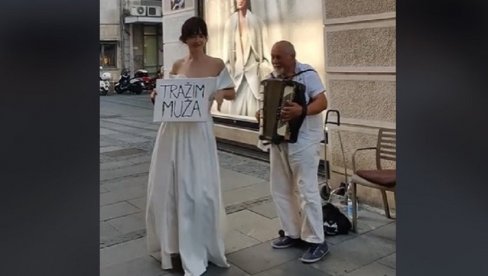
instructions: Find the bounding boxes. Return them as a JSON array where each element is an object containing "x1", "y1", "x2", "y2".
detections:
[
  {"x1": 100, "y1": 77, "x2": 109, "y2": 96},
  {"x1": 134, "y1": 69, "x2": 157, "y2": 90},
  {"x1": 114, "y1": 70, "x2": 145, "y2": 94},
  {"x1": 99, "y1": 68, "x2": 112, "y2": 96}
]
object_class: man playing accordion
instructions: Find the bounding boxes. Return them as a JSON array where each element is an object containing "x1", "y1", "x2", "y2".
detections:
[{"x1": 256, "y1": 40, "x2": 329, "y2": 263}]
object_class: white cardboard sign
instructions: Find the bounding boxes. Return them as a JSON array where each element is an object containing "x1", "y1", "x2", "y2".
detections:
[{"x1": 153, "y1": 77, "x2": 216, "y2": 122}]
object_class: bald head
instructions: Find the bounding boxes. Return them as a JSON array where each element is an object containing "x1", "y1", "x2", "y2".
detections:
[
  {"x1": 272, "y1": 40, "x2": 296, "y2": 57},
  {"x1": 271, "y1": 40, "x2": 296, "y2": 76}
]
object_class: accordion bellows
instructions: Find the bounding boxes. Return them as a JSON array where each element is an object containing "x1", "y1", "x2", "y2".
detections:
[{"x1": 258, "y1": 79, "x2": 307, "y2": 144}]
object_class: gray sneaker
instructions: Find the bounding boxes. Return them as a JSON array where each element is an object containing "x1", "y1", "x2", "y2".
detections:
[
  {"x1": 300, "y1": 242, "x2": 329, "y2": 263},
  {"x1": 271, "y1": 230, "x2": 300, "y2": 249}
]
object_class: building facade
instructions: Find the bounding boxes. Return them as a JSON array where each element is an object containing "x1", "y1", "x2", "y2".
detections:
[
  {"x1": 100, "y1": 0, "x2": 122, "y2": 80},
  {"x1": 100, "y1": 0, "x2": 163, "y2": 82}
]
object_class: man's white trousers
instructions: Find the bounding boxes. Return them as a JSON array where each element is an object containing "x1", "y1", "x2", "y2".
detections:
[{"x1": 270, "y1": 142, "x2": 325, "y2": 244}]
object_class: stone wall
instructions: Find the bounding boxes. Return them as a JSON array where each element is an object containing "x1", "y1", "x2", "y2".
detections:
[{"x1": 323, "y1": 0, "x2": 396, "y2": 208}]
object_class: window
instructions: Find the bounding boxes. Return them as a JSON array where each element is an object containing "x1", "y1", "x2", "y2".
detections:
[{"x1": 100, "y1": 42, "x2": 117, "y2": 68}]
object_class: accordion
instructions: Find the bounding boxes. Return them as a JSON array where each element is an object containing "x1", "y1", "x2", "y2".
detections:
[{"x1": 258, "y1": 79, "x2": 307, "y2": 144}]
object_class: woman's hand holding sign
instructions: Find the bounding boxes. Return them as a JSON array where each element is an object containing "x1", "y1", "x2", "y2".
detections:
[
  {"x1": 150, "y1": 89, "x2": 157, "y2": 105},
  {"x1": 214, "y1": 88, "x2": 236, "y2": 112},
  {"x1": 214, "y1": 90, "x2": 224, "y2": 111}
]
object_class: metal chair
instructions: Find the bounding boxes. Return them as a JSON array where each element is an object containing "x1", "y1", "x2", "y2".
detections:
[{"x1": 350, "y1": 128, "x2": 396, "y2": 232}]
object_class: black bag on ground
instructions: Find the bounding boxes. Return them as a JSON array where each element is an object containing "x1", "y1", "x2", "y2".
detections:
[{"x1": 322, "y1": 203, "x2": 352, "y2": 235}]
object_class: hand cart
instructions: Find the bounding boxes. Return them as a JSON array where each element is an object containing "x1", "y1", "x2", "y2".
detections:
[{"x1": 319, "y1": 110, "x2": 349, "y2": 203}]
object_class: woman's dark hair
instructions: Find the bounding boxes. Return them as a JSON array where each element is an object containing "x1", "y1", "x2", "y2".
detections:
[{"x1": 179, "y1": 16, "x2": 208, "y2": 43}]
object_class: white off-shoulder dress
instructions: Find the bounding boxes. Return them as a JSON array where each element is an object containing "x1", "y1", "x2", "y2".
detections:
[{"x1": 146, "y1": 68, "x2": 234, "y2": 276}]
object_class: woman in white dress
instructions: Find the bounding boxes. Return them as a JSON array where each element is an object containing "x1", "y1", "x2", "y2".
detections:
[{"x1": 146, "y1": 17, "x2": 236, "y2": 276}]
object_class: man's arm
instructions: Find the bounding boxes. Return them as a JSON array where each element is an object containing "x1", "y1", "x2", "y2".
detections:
[
  {"x1": 306, "y1": 92, "x2": 327, "y2": 115},
  {"x1": 280, "y1": 92, "x2": 327, "y2": 121},
  {"x1": 214, "y1": 58, "x2": 236, "y2": 110}
]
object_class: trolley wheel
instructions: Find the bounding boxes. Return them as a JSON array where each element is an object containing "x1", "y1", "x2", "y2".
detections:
[{"x1": 320, "y1": 184, "x2": 331, "y2": 201}]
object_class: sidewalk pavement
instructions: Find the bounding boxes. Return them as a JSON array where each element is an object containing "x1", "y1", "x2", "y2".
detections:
[{"x1": 100, "y1": 95, "x2": 396, "y2": 276}]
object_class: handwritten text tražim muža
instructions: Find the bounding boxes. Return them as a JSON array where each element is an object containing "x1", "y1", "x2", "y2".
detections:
[{"x1": 159, "y1": 83, "x2": 205, "y2": 118}]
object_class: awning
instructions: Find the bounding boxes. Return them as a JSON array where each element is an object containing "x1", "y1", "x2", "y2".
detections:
[{"x1": 124, "y1": 16, "x2": 162, "y2": 24}]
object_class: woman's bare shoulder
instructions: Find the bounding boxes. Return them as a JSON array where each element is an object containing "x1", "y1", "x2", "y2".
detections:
[
  {"x1": 208, "y1": 56, "x2": 225, "y2": 73},
  {"x1": 170, "y1": 58, "x2": 185, "y2": 74}
]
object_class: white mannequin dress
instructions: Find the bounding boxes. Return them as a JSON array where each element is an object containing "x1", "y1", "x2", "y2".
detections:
[{"x1": 146, "y1": 68, "x2": 234, "y2": 276}]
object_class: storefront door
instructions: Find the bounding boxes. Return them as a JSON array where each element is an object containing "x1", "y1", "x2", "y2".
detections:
[{"x1": 144, "y1": 26, "x2": 158, "y2": 75}]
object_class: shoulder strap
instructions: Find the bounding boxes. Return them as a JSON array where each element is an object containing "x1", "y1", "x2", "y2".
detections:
[
  {"x1": 289, "y1": 68, "x2": 316, "y2": 79},
  {"x1": 270, "y1": 68, "x2": 316, "y2": 80}
]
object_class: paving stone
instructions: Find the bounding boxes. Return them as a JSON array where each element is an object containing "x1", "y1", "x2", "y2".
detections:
[
  {"x1": 345, "y1": 261, "x2": 396, "y2": 276},
  {"x1": 101, "y1": 128, "x2": 120, "y2": 135},
  {"x1": 101, "y1": 255, "x2": 165, "y2": 276},
  {"x1": 107, "y1": 212, "x2": 145, "y2": 234},
  {"x1": 100, "y1": 155, "x2": 152, "y2": 171},
  {"x1": 158, "y1": 269, "x2": 183, "y2": 275},
  {"x1": 224, "y1": 229, "x2": 261, "y2": 254},
  {"x1": 102, "y1": 151, "x2": 151, "y2": 163},
  {"x1": 106, "y1": 118, "x2": 159, "y2": 131},
  {"x1": 101, "y1": 174, "x2": 148, "y2": 191},
  {"x1": 377, "y1": 253, "x2": 396, "y2": 269},
  {"x1": 105, "y1": 133, "x2": 151, "y2": 144},
  {"x1": 100, "y1": 155, "x2": 115, "y2": 163},
  {"x1": 101, "y1": 221, "x2": 121, "y2": 241},
  {"x1": 147, "y1": 262, "x2": 250, "y2": 276},
  {"x1": 365, "y1": 222, "x2": 396, "y2": 242},
  {"x1": 101, "y1": 146, "x2": 125, "y2": 153},
  {"x1": 100, "y1": 122, "x2": 146, "y2": 133},
  {"x1": 220, "y1": 168, "x2": 266, "y2": 192},
  {"x1": 100, "y1": 237, "x2": 148, "y2": 269},
  {"x1": 100, "y1": 162, "x2": 150, "y2": 182},
  {"x1": 226, "y1": 241, "x2": 307, "y2": 275},
  {"x1": 204, "y1": 263, "x2": 250, "y2": 276},
  {"x1": 221, "y1": 160, "x2": 270, "y2": 181},
  {"x1": 101, "y1": 147, "x2": 147, "y2": 158},
  {"x1": 222, "y1": 182, "x2": 270, "y2": 206},
  {"x1": 248, "y1": 201, "x2": 277, "y2": 219},
  {"x1": 129, "y1": 197, "x2": 147, "y2": 210},
  {"x1": 100, "y1": 133, "x2": 126, "y2": 145},
  {"x1": 136, "y1": 140, "x2": 157, "y2": 152},
  {"x1": 217, "y1": 152, "x2": 248, "y2": 166},
  {"x1": 254, "y1": 259, "x2": 332, "y2": 276},
  {"x1": 310, "y1": 233, "x2": 396, "y2": 275},
  {"x1": 101, "y1": 159, "x2": 135, "y2": 171},
  {"x1": 224, "y1": 195, "x2": 273, "y2": 215},
  {"x1": 101, "y1": 229, "x2": 146, "y2": 249},
  {"x1": 323, "y1": 232, "x2": 359, "y2": 246},
  {"x1": 100, "y1": 184, "x2": 147, "y2": 206},
  {"x1": 101, "y1": 140, "x2": 114, "y2": 147},
  {"x1": 100, "y1": 114, "x2": 122, "y2": 119},
  {"x1": 101, "y1": 202, "x2": 140, "y2": 221},
  {"x1": 139, "y1": 131, "x2": 158, "y2": 137},
  {"x1": 354, "y1": 208, "x2": 394, "y2": 234},
  {"x1": 226, "y1": 210, "x2": 281, "y2": 242}
]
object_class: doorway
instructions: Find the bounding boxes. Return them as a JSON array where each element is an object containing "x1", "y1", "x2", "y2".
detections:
[{"x1": 144, "y1": 26, "x2": 159, "y2": 75}]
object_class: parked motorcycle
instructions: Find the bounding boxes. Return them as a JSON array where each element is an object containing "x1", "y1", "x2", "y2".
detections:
[
  {"x1": 134, "y1": 69, "x2": 156, "y2": 90},
  {"x1": 114, "y1": 70, "x2": 145, "y2": 94},
  {"x1": 99, "y1": 69, "x2": 111, "y2": 96},
  {"x1": 100, "y1": 77, "x2": 109, "y2": 96}
]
